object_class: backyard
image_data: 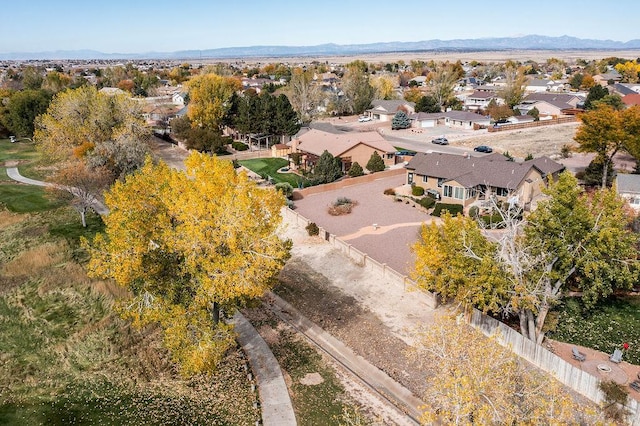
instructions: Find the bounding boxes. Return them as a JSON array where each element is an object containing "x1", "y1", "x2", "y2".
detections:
[
  {"x1": 238, "y1": 157, "x2": 309, "y2": 187},
  {"x1": 549, "y1": 296, "x2": 640, "y2": 365}
]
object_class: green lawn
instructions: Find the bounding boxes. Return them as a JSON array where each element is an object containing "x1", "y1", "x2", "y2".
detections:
[
  {"x1": 0, "y1": 139, "x2": 40, "y2": 163},
  {"x1": 547, "y1": 296, "x2": 640, "y2": 364},
  {"x1": 0, "y1": 184, "x2": 63, "y2": 212},
  {"x1": 238, "y1": 158, "x2": 309, "y2": 187}
]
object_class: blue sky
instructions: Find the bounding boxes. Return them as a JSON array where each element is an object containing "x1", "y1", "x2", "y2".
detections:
[{"x1": 1, "y1": 0, "x2": 637, "y2": 53}]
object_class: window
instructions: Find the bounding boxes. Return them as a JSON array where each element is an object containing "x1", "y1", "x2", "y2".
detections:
[
  {"x1": 443, "y1": 185, "x2": 465, "y2": 200},
  {"x1": 386, "y1": 153, "x2": 394, "y2": 159},
  {"x1": 408, "y1": 173, "x2": 413, "y2": 184},
  {"x1": 437, "y1": 178, "x2": 445, "y2": 188},
  {"x1": 496, "y1": 187, "x2": 509, "y2": 197},
  {"x1": 422, "y1": 175, "x2": 428, "y2": 183}
]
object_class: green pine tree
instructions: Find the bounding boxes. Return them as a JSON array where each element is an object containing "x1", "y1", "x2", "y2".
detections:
[{"x1": 366, "y1": 151, "x2": 385, "y2": 173}]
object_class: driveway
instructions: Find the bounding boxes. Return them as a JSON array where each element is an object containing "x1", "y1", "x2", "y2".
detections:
[{"x1": 292, "y1": 174, "x2": 433, "y2": 275}]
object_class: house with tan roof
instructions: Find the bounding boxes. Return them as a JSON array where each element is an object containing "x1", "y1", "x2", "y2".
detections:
[
  {"x1": 290, "y1": 129, "x2": 397, "y2": 172},
  {"x1": 463, "y1": 90, "x2": 502, "y2": 112},
  {"x1": 405, "y1": 152, "x2": 565, "y2": 209},
  {"x1": 365, "y1": 100, "x2": 415, "y2": 122},
  {"x1": 515, "y1": 92, "x2": 583, "y2": 117}
]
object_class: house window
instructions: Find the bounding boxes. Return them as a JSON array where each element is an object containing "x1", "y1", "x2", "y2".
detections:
[
  {"x1": 443, "y1": 185, "x2": 464, "y2": 200},
  {"x1": 386, "y1": 153, "x2": 394, "y2": 159},
  {"x1": 408, "y1": 173, "x2": 414, "y2": 184},
  {"x1": 437, "y1": 178, "x2": 445, "y2": 188},
  {"x1": 422, "y1": 176, "x2": 428, "y2": 183},
  {"x1": 466, "y1": 188, "x2": 477, "y2": 199},
  {"x1": 496, "y1": 187, "x2": 509, "y2": 197}
]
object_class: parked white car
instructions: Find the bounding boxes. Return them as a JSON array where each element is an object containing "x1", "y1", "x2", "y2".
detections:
[{"x1": 358, "y1": 116, "x2": 372, "y2": 122}]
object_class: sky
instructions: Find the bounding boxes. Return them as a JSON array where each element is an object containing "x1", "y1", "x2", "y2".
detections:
[{"x1": 1, "y1": 0, "x2": 637, "y2": 54}]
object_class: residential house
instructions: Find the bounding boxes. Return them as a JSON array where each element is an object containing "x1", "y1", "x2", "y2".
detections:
[
  {"x1": 409, "y1": 111, "x2": 491, "y2": 129},
  {"x1": 290, "y1": 129, "x2": 397, "y2": 172},
  {"x1": 515, "y1": 92, "x2": 583, "y2": 117},
  {"x1": 622, "y1": 93, "x2": 640, "y2": 107},
  {"x1": 593, "y1": 70, "x2": 622, "y2": 86},
  {"x1": 443, "y1": 111, "x2": 491, "y2": 129},
  {"x1": 463, "y1": 90, "x2": 501, "y2": 112},
  {"x1": 506, "y1": 115, "x2": 536, "y2": 124},
  {"x1": 616, "y1": 174, "x2": 640, "y2": 210},
  {"x1": 409, "y1": 76, "x2": 427, "y2": 87},
  {"x1": 172, "y1": 91, "x2": 188, "y2": 106},
  {"x1": 366, "y1": 100, "x2": 415, "y2": 122},
  {"x1": 405, "y1": 152, "x2": 565, "y2": 209}
]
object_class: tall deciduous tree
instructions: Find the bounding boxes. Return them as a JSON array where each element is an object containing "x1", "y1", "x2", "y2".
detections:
[
  {"x1": 498, "y1": 64, "x2": 527, "y2": 108},
  {"x1": 426, "y1": 62, "x2": 462, "y2": 110},
  {"x1": 415, "y1": 315, "x2": 601, "y2": 425},
  {"x1": 342, "y1": 65, "x2": 375, "y2": 115},
  {"x1": 187, "y1": 73, "x2": 241, "y2": 131},
  {"x1": 1, "y1": 89, "x2": 52, "y2": 137},
  {"x1": 371, "y1": 75, "x2": 396, "y2": 100},
  {"x1": 34, "y1": 85, "x2": 150, "y2": 168},
  {"x1": 287, "y1": 68, "x2": 320, "y2": 122},
  {"x1": 413, "y1": 173, "x2": 639, "y2": 343},
  {"x1": 47, "y1": 161, "x2": 111, "y2": 227},
  {"x1": 574, "y1": 104, "x2": 640, "y2": 188},
  {"x1": 84, "y1": 153, "x2": 291, "y2": 375}
]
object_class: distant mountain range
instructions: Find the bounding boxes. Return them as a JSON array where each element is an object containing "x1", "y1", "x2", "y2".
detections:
[{"x1": 3, "y1": 35, "x2": 640, "y2": 61}]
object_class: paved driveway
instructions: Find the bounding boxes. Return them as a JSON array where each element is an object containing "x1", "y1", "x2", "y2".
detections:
[{"x1": 292, "y1": 174, "x2": 434, "y2": 275}]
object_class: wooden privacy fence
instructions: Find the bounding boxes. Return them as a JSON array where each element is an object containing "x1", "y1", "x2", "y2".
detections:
[
  {"x1": 281, "y1": 207, "x2": 438, "y2": 309},
  {"x1": 470, "y1": 309, "x2": 640, "y2": 425},
  {"x1": 487, "y1": 116, "x2": 577, "y2": 132}
]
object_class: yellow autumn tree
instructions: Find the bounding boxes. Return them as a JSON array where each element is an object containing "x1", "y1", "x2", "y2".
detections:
[
  {"x1": 34, "y1": 85, "x2": 149, "y2": 163},
  {"x1": 84, "y1": 152, "x2": 291, "y2": 375},
  {"x1": 615, "y1": 61, "x2": 640, "y2": 83},
  {"x1": 187, "y1": 73, "x2": 241, "y2": 131},
  {"x1": 415, "y1": 314, "x2": 603, "y2": 425}
]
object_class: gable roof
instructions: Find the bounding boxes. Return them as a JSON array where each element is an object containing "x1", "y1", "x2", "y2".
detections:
[
  {"x1": 616, "y1": 174, "x2": 640, "y2": 195},
  {"x1": 405, "y1": 152, "x2": 564, "y2": 190},
  {"x1": 467, "y1": 90, "x2": 496, "y2": 100},
  {"x1": 623, "y1": 94, "x2": 640, "y2": 107},
  {"x1": 369, "y1": 100, "x2": 415, "y2": 113},
  {"x1": 443, "y1": 110, "x2": 491, "y2": 122},
  {"x1": 294, "y1": 129, "x2": 396, "y2": 157}
]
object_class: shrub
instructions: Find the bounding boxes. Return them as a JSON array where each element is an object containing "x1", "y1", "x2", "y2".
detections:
[
  {"x1": 432, "y1": 203, "x2": 463, "y2": 217},
  {"x1": 414, "y1": 197, "x2": 435, "y2": 209},
  {"x1": 411, "y1": 185, "x2": 425, "y2": 196},
  {"x1": 366, "y1": 151, "x2": 385, "y2": 173},
  {"x1": 305, "y1": 222, "x2": 319, "y2": 236},
  {"x1": 384, "y1": 188, "x2": 396, "y2": 196},
  {"x1": 348, "y1": 162, "x2": 364, "y2": 177},
  {"x1": 560, "y1": 144, "x2": 572, "y2": 158},
  {"x1": 468, "y1": 205, "x2": 479, "y2": 218},
  {"x1": 232, "y1": 141, "x2": 249, "y2": 151},
  {"x1": 334, "y1": 197, "x2": 352, "y2": 206},
  {"x1": 479, "y1": 212, "x2": 505, "y2": 228},
  {"x1": 275, "y1": 182, "x2": 294, "y2": 199},
  {"x1": 329, "y1": 197, "x2": 357, "y2": 215}
]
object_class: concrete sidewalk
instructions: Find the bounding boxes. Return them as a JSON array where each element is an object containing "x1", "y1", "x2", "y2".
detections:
[{"x1": 232, "y1": 313, "x2": 297, "y2": 426}]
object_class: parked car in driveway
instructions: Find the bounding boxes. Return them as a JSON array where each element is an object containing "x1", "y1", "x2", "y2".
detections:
[
  {"x1": 431, "y1": 137, "x2": 449, "y2": 145},
  {"x1": 474, "y1": 145, "x2": 493, "y2": 153},
  {"x1": 358, "y1": 116, "x2": 372, "y2": 122}
]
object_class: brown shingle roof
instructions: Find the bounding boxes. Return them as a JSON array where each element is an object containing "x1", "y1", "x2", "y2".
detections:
[
  {"x1": 405, "y1": 152, "x2": 563, "y2": 190},
  {"x1": 295, "y1": 129, "x2": 396, "y2": 157}
]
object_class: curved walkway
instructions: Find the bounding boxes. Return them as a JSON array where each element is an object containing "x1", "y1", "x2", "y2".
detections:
[
  {"x1": 5, "y1": 162, "x2": 296, "y2": 426},
  {"x1": 6, "y1": 165, "x2": 109, "y2": 215}
]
